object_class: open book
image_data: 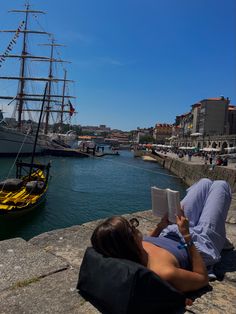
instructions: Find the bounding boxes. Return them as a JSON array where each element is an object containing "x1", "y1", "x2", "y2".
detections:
[{"x1": 151, "y1": 187, "x2": 181, "y2": 223}]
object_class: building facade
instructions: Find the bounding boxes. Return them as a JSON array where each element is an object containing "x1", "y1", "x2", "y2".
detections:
[
  {"x1": 228, "y1": 105, "x2": 236, "y2": 135},
  {"x1": 169, "y1": 96, "x2": 236, "y2": 151},
  {"x1": 153, "y1": 123, "x2": 173, "y2": 143},
  {"x1": 197, "y1": 97, "x2": 229, "y2": 136}
]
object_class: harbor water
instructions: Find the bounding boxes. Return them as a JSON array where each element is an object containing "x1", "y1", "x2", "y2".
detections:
[{"x1": 0, "y1": 151, "x2": 187, "y2": 241}]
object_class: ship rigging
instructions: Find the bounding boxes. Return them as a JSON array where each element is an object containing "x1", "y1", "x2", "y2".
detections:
[{"x1": 0, "y1": 3, "x2": 77, "y2": 156}]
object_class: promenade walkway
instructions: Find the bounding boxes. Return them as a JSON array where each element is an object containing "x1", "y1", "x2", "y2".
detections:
[{"x1": 157, "y1": 151, "x2": 236, "y2": 169}]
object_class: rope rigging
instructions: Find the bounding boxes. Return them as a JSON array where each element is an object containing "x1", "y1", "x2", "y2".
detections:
[
  {"x1": 0, "y1": 20, "x2": 25, "y2": 68},
  {"x1": 0, "y1": 129, "x2": 31, "y2": 193}
]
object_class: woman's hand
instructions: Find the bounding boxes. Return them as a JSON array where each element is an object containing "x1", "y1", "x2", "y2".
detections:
[
  {"x1": 158, "y1": 213, "x2": 170, "y2": 229},
  {"x1": 176, "y1": 208, "x2": 190, "y2": 237},
  {"x1": 149, "y1": 213, "x2": 170, "y2": 237}
]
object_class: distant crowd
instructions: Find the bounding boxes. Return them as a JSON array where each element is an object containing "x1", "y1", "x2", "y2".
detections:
[
  {"x1": 152, "y1": 147, "x2": 229, "y2": 167},
  {"x1": 175, "y1": 150, "x2": 228, "y2": 167}
]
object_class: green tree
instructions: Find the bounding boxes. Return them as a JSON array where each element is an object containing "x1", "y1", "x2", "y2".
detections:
[{"x1": 139, "y1": 135, "x2": 154, "y2": 144}]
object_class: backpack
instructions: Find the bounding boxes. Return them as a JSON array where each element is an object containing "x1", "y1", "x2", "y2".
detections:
[{"x1": 77, "y1": 247, "x2": 186, "y2": 314}]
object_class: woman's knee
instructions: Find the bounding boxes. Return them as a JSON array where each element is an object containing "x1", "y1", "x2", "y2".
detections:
[
  {"x1": 185, "y1": 178, "x2": 212, "y2": 199},
  {"x1": 197, "y1": 178, "x2": 212, "y2": 189},
  {"x1": 212, "y1": 180, "x2": 231, "y2": 195}
]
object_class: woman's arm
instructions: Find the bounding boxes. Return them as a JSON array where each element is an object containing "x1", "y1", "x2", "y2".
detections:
[
  {"x1": 176, "y1": 210, "x2": 208, "y2": 277},
  {"x1": 157, "y1": 264, "x2": 208, "y2": 292},
  {"x1": 165, "y1": 209, "x2": 208, "y2": 292},
  {"x1": 149, "y1": 214, "x2": 170, "y2": 237}
]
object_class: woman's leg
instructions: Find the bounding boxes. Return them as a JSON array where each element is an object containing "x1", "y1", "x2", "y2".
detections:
[
  {"x1": 190, "y1": 180, "x2": 232, "y2": 266},
  {"x1": 160, "y1": 178, "x2": 213, "y2": 237},
  {"x1": 181, "y1": 178, "x2": 213, "y2": 227},
  {"x1": 160, "y1": 179, "x2": 232, "y2": 266},
  {"x1": 198, "y1": 180, "x2": 231, "y2": 231}
]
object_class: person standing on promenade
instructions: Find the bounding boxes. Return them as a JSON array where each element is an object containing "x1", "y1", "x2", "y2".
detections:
[
  {"x1": 188, "y1": 151, "x2": 192, "y2": 162},
  {"x1": 204, "y1": 153, "x2": 208, "y2": 164}
]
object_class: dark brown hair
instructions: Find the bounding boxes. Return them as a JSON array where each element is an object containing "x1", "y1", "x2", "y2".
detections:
[{"x1": 91, "y1": 216, "x2": 146, "y2": 266}]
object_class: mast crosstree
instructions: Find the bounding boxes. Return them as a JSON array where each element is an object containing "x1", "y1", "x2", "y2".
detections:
[{"x1": 0, "y1": 3, "x2": 77, "y2": 132}]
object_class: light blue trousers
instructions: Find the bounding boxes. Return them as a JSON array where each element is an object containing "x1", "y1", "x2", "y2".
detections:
[{"x1": 160, "y1": 178, "x2": 232, "y2": 266}]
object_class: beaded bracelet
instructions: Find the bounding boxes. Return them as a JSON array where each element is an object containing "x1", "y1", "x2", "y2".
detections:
[{"x1": 177, "y1": 239, "x2": 194, "y2": 249}]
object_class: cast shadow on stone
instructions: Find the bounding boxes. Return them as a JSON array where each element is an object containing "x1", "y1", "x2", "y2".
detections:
[
  {"x1": 214, "y1": 249, "x2": 236, "y2": 280},
  {"x1": 181, "y1": 249, "x2": 236, "y2": 314},
  {"x1": 174, "y1": 285, "x2": 213, "y2": 314}
]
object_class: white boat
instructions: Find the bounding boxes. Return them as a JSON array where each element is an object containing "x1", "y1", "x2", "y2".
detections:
[
  {"x1": 0, "y1": 123, "x2": 43, "y2": 156},
  {"x1": 0, "y1": 3, "x2": 77, "y2": 156},
  {"x1": 49, "y1": 130, "x2": 78, "y2": 149}
]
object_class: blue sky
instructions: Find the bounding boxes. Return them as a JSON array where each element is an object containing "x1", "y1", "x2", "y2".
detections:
[{"x1": 0, "y1": 0, "x2": 235, "y2": 131}]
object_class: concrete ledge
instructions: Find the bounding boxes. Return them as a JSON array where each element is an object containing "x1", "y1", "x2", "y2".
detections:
[
  {"x1": 0, "y1": 238, "x2": 68, "y2": 292},
  {"x1": 0, "y1": 209, "x2": 235, "y2": 313},
  {"x1": 0, "y1": 157, "x2": 236, "y2": 314}
]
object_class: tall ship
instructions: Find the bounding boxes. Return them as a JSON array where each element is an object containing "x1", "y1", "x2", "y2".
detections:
[{"x1": 0, "y1": 3, "x2": 77, "y2": 156}]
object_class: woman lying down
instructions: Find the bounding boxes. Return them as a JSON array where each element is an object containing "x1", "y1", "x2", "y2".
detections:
[{"x1": 91, "y1": 179, "x2": 233, "y2": 296}]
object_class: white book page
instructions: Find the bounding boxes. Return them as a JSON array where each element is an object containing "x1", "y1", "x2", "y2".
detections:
[
  {"x1": 151, "y1": 187, "x2": 168, "y2": 218},
  {"x1": 166, "y1": 189, "x2": 181, "y2": 223}
]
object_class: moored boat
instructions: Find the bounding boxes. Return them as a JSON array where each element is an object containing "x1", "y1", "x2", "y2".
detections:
[
  {"x1": 0, "y1": 122, "x2": 44, "y2": 156},
  {"x1": 0, "y1": 83, "x2": 51, "y2": 218},
  {"x1": 0, "y1": 160, "x2": 50, "y2": 217}
]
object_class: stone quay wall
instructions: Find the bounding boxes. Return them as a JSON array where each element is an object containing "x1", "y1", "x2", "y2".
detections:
[{"x1": 134, "y1": 150, "x2": 236, "y2": 193}]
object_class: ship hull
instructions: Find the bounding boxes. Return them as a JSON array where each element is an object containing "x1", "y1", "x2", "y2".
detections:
[{"x1": 0, "y1": 126, "x2": 44, "y2": 156}]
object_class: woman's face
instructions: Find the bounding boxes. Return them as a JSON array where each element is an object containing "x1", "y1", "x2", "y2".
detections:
[{"x1": 130, "y1": 225, "x2": 143, "y2": 249}]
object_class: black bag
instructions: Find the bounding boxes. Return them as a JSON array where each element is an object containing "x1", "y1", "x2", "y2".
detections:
[
  {"x1": 0, "y1": 178, "x2": 23, "y2": 191},
  {"x1": 77, "y1": 247, "x2": 186, "y2": 314},
  {"x1": 26, "y1": 181, "x2": 45, "y2": 194}
]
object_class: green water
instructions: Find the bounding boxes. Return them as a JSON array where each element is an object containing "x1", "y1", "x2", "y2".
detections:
[{"x1": 0, "y1": 151, "x2": 187, "y2": 240}]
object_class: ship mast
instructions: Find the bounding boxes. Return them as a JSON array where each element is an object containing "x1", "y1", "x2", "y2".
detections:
[
  {"x1": 17, "y1": 5, "x2": 29, "y2": 128},
  {"x1": 61, "y1": 69, "x2": 67, "y2": 126},
  {"x1": 0, "y1": 4, "x2": 49, "y2": 128},
  {"x1": 39, "y1": 40, "x2": 67, "y2": 134},
  {"x1": 0, "y1": 3, "x2": 77, "y2": 130}
]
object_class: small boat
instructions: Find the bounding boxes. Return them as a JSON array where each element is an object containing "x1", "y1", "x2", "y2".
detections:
[
  {"x1": 0, "y1": 160, "x2": 50, "y2": 217},
  {"x1": 0, "y1": 83, "x2": 51, "y2": 217}
]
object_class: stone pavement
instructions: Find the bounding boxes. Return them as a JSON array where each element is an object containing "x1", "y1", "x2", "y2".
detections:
[{"x1": 0, "y1": 196, "x2": 235, "y2": 314}]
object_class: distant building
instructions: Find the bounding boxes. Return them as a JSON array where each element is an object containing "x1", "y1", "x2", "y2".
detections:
[
  {"x1": 174, "y1": 113, "x2": 193, "y2": 137},
  {"x1": 136, "y1": 127, "x2": 153, "y2": 143},
  {"x1": 106, "y1": 131, "x2": 130, "y2": 145},
  {"x1": 169, "y1": 96, "x2": 236, "y2": 150},
  {"x1": 197, "y1": 97, "x2": 229, "y2": 136},
  {"x1": 228, "y1": 105, "x2": 236, "y2": 135},
  {"x1": 191, "y1": 103, "x2": 201, "y2": 134},
  {"x1": 153, "y1": 123, "x2": 173, "y2": 143},
  {"x1": 81, "y1": 124, "x2": 111, "y2": 134}
]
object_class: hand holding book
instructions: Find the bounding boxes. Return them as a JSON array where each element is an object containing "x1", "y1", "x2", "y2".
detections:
[
  {"x1": 176, "y1": 208, "x2": 190, "y2": 237},
  {"x1": 149, "y1": 213, "x2": 171, "y2": 237},
  {"x1": 151, "y1": 186, "x2": 182, "y2": 223}
]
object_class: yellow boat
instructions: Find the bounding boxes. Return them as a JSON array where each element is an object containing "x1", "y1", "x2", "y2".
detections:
[
  {"x1": 0, "y1": 83, "x2": 51, "y2": 217},
  {"x1": 0, "y1": 161, "x2": 51, "y2": 217}
]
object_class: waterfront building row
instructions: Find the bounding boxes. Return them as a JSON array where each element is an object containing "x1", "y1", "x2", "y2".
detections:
[{"x1": 152, "y1": 96, "x2": 236, "y2": 151}]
